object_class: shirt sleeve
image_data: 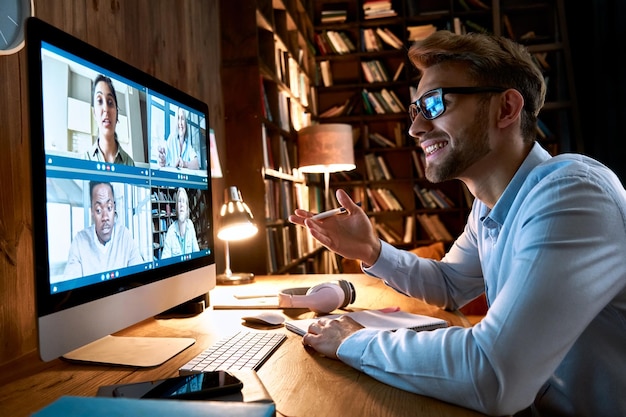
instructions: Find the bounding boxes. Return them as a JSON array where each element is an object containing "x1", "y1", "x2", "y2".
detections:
[{"x1": 363, "y1": 231, "x2": 485, "y2": 311}]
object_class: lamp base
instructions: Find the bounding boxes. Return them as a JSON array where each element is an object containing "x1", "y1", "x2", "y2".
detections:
[{"x1": 216, "y1": 272, "x2": 255, "y2": 285}]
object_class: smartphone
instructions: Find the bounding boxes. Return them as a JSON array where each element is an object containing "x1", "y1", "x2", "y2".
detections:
[{"x1": 112, "y1": 371, "x2": 243, "y2": 400}]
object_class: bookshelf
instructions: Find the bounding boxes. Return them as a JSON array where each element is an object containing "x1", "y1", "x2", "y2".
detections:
[
  {"x1": 220, "y1": 0, "x2": 328, "y2": 275},
  {"x1": 311, "y1": 0, "x2": 579, "y2": 249},
  {"x1": 151, "y1": 186, "x2": 176, "y2": 260}
]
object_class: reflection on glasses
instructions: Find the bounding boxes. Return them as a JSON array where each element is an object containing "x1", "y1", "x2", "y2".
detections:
[{"x1": 408, "y1": 86, "x2": 506, "y2": 121}]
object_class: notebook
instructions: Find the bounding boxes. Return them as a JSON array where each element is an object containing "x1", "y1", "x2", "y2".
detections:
[{"x1": 284, "y1": 309, "x2": 449, "y2": 336}]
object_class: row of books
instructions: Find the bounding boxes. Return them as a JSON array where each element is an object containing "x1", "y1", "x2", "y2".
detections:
[
  {"x1": 364, "y1": 153, "x2": 392, "y2": 181},
  {"x1": 320, "y1": 0, "x2": 488, "y2": 25},
  {"x1": 320, "y1": 9, "x2": 347, "y2": 24},
  {"x1": 363, "y1": 153, "x2": 456, "y2": 209},
  {"x1": 407, "y1": 24, "x2": 437, "y2": 41},
  {"x1": 314, "y1": 30, "x2": 356, "y2": 56},
  {"x1": 361, "y1": 59, "x2": 390, "y2": 83},
  {"x1": 265, "y1": 178, "x2": 324, "y2": 272},
  {"x1": 271, "y1": 42, "x2": 312, "y2": 132},
  {"x1": 366, "y1": 187, "x2": 403, "y2": 212},
  {"x1": 319, "y1": 59, "x2": 404, "y2": 89},
  {"x1": 362, "y1": 88, "x2": 406, "y2": 115},
  {"x1": 337, "y1": 181, "x2": 457, "y2": 210},
  {"x1": 361, "y1": 60, "x2": 404, "y2": 83},
  {"x1": 362, "y1": 27, "x2": 403, "y2": 52},
  {"x1": 372, "y1": 217, "x2": 411, "y2": 245},
  {"x1": 413, "y1": 184, "x2": 456, "y2": 210},
  {"x1": 417, "y1": 213, "x2": 454, "y2": 242},
  {"x1": 151, "y1": 217, "x2": 171, "y2": 234},
  {"x1": 274, "y1": 45, "x2": 306, "y2": 101},
  {"x1": 364, "y1": 148, "x2": 426, "y2": 182},
  {"x1": 266, "y1": 224, "x2": 321, "y2": 273},
  {"x1": 264, "y1": 170, "x2": 324, "y2": 221},
  {"x1": 364, "y1": 153, "x2": 387, "y2": 180},
  {"x1": 151, "y1": 189, "x2": 175, "y2": 202},
  {"x1": 363, "y1": 0, "x2": 397, "y2": 20},
  {"x1": 319, "y1": 85, "x2": 406, "y2": 117},
  {"x1": 452, "y1": 16, "x2": 492, "y2": 36},
  {"x1": 264, "y1": 179, "x2": 295, "y2": 221},
  {"x1": 315, "y1": 26, "x2": 403, "y2": 55},
  {"x1": 318, "y1": 91, "x2": 362, "y2": 118},
  {"x1": 328, "y1": 184, "x2": 397, "y2": 213},
  {"x1": 371, "y1": 213, "x2": 454, "y2": 245},
  {"x1": 261, "y1": 67, "x2": 312, "y2": 133},
  {"x1": 261, "y1": 124, "x2": 312, "y2": 175},
  {"x1": 368, "y1": 130, "x2": 402, "y2": 148}
]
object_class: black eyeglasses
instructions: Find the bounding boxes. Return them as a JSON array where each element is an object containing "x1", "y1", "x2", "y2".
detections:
[{"x1": 408, "y1": 87, "x2": 507, "y2": 121}]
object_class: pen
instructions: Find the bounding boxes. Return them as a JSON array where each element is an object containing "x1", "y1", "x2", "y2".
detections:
[{"x1": 311, "y1": 202, "x2": 362, "y2": 220}]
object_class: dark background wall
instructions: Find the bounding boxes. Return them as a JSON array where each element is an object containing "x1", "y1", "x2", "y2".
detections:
[{"x1": 567, "y1": 0, "x2": 626, "y2": 184}]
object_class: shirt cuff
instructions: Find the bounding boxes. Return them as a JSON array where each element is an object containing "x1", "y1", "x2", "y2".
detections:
[
  {"x1": 362, "y1": 240, "x2": 397, "y2": 278},
  {"x1": 336, "y1": 329, "x2": 380, "y2": 369}
]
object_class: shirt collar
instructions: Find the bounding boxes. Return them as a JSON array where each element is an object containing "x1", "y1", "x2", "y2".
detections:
[
  {"x1": 481, "y1": 142, "x2": 552, "y2": 226},
  {"x1": 90, "y1": 137, "x2": 121, "y2": 161}
]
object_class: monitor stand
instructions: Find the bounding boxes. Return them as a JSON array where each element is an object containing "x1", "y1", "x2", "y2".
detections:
[{"x1": 62, "y1": 335, "x2": 195, "y2": 367}]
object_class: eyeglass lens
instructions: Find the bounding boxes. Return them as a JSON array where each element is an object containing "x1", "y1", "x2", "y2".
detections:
[{"x1": 409, "y1": 89, "x2": 445, "y2": 121}]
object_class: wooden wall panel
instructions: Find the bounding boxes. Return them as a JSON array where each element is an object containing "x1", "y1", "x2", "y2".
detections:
[{"x1": 0, "y1": 0, "x2": 225, "y2": 367}]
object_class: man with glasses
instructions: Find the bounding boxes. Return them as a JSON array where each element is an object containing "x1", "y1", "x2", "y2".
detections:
[{"x1": 290, "y1": 30, "x2": 625, "y2": 416}]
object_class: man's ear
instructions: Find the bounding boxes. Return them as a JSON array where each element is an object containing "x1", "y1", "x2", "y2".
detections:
[{"x1": 496, "y1": 88, "x2": 524, "y2": 129}]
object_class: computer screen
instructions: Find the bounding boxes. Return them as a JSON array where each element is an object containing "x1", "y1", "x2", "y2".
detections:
[{"x1": 26, "y1": 17, "x2": 217, "y2": 366}]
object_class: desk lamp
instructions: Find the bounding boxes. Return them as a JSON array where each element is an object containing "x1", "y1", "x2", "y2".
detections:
[
  {"x1": 298, "y1": 123, "x2": 355, "y2": 209},
  {"x1": 216, "y1": 186, "x2": 258, "y2": 285}
]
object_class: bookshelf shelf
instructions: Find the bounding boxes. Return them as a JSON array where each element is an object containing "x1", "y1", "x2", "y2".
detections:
[
  {"x1": 220, "y1": 0, "x2": 330, "y2": 275},
  {"x1": 311, "y1": 0, "x2": 579, "y2": 250}
]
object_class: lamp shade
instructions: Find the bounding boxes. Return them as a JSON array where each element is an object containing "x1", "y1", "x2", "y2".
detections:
[
  {"x1": 217, "y1": 186, "x2": 258, "y2": 242},
  {"x1": 298, "y1": 124, "x2": 356, "y2": 173}
]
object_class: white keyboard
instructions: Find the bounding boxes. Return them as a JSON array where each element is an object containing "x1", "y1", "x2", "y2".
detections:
[{"x1": 179, "y1": 331, "x2": 286, "y2": 375}]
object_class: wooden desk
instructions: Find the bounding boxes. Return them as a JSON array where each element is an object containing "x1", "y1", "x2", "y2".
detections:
[{"x1": 0, "y1": 274, "x2": 486, "y2": 417}]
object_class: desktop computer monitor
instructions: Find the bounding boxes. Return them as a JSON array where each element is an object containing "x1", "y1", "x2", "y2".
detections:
[{"x1": 26, "y1": 17, "x2": 217, "y2": 366}]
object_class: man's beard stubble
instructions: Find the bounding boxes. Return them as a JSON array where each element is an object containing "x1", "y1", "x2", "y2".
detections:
[{"x1": 425, "y1": 107, "x2": 491, "y2": 183}]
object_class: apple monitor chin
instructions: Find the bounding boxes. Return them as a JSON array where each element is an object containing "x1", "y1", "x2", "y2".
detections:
[{"x1": 26, "y1": 17, "x2": 217, "y2": 366}]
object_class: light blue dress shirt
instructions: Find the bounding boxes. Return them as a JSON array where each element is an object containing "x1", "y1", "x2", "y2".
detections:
[{"x1": 340, "y1": 143, "x2": 626, "y2": 416}]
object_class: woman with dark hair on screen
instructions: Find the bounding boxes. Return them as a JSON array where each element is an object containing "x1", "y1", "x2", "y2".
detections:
[{"x1": 85, "y1": 74, "x2": 135, "y2": 166}]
